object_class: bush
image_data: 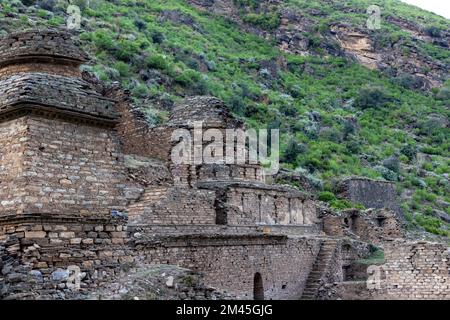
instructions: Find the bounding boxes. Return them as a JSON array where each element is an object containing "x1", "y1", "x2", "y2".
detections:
[
  {"x1": 400, "y1": 144, "x2": 417, "y2": 161},
  {"x1": 151, "y1": 31, "x2": 165, "y2": 44},
  {"x1": 114, "y1": 39, "x2": 140, "y2": 62},
  {"x1": 319, "y1": 127, "x2": 342, "y2": 143},
  {"x1": 375, "y1": 165, "x2": 398, "y2": 181},
  {"x1": 242, "y1": 11, "x2": 281, "y2": 30},
  {"x1": 355, "y1": 86, "x2": 391, "y2": 109},
  {"x1": 132, "y1": 84, "x2": 149, "y2": 98},
  {"x1": 436, "y1": 87, "x2": 450, "y2": 101},
  {"x1": 424, "y1": 26, "x2": 442, "y2": 38},
  {"x1": 37, "y1": 0, "x2": 55, "y2": 11},
  {"x1": 382, "y1": 156, "x2": 400, "y2": 173},
  {"x1": 318, "y1": 191, "x2": 336, "y2": 202},
  {"x1": 282, "y1": 138, "x2": 306, "y2": 163},
  {"x1": 134, "y1": 18, "x2": 146, "y2": 31},
  {"x1": 145, "y1": 55, "x2": 169, "y2": 71},
  {"x1": 393, "y1": 74, "x2": 424, "y2": 90},
  {"x1": 175, "y1": 69, "x2": 201, "y2": 86},
  {"x1": 113, "y1": 61, "x2": 130, "y2": 78},
  {"x1": 91, "y1": 30, "x2": 115, "y2": 52}
]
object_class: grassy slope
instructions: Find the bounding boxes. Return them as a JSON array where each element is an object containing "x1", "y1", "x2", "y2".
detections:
[{"x1": 0, "y1": 0, "x2": 448, "y2": 237}]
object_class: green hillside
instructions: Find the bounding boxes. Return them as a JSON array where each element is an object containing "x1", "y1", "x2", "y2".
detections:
[{"x1": 0, "y1": 0, "x2": 449, "y2": 238}]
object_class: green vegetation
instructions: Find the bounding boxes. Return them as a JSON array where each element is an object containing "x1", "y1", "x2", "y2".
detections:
[
  {"x1": 0, "y1": 0, "x2": 448, "y2": 237},
  {"x1": 357, "y1": 246, "x2": 385, "y2": 265}
]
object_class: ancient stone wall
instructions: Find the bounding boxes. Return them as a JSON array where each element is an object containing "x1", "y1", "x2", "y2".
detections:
[
  {"x1": 20, "y1": 116, "x2": 127, "y2": 217},
  {"x1": 380, "y1": 241, "x2": 450, "y2": 299},
  {"x1": 0, "y1": 62, "x2": 81, "y2": 78},
  {"x1": 196, "y1": 164, "x2": 264, "y2": 183},
  {"x1": 0, "y1": 74, "x2": 118, "y2": 120},
  {"x1": 322, "y1": 209, "x2": 403, "y2": 244},
  {"x1": 338, "y1": 178, "x2": 402, "y2": 216},
  {"x1": 134, "y1": 235, "x2": 321, "y2": 300},
  {"x1": 129, "y1": 187, "x2": 217, "y2": 225},
  {"x1": 223, "y1": 187, "x2": 316, "y2": 226},
  {"x1": 0, "y1": 29, "x2": 88, "y2": 66},
  {"x1": 0, "y1": 217, "x2": 130, "y2": 299},
  {"x1": 0, "y1": 118, "x2": 28, "y2": 216},
  {"x1": 114, "y1": 89, "x2": 173, "y2": 161}
]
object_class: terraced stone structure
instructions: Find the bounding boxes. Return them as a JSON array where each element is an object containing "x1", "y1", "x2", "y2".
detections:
[
  {"x1": 0, "y1": 29, "x2": 336, "y2": 300},
  {"x1": 0, "y1": 30, "x2": 129, "y2": 299},
  {"x1": 0, "y1": 29, "x2": 448, "y2": 300}
]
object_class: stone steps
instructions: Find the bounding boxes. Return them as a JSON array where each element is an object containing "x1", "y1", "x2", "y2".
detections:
[{"x1": 301, "y1": 239, "x2": 338, "y2": 300}]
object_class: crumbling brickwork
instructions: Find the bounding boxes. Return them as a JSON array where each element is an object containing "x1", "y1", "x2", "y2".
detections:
[
  {"x1": 133, "y1": 235, "x2": 321, "y2": 299},
  {"x1": 0, "y1": 215, "x2": 129, "y2": 299},
  {"x1": 1, "y1": 28, "x2": 447, "y2": 301},
  {"x1": 381, "y1": 241, "x2": 450, "y2": 299},
  {"x1": 322, "y1": 208, "x2": 403, "y2": 244}
]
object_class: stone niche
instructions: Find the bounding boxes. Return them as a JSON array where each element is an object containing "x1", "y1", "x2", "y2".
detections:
[
  {"x1": 199, "y1": 181, "x2": 317, "y2": 226},
  {"x1": 322, "y1": 208, "x2": 403, "y2": 244}
]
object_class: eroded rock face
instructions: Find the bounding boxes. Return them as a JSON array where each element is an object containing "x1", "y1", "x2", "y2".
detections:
[
  {"x1": 331, "y1": 25, "x2": 381, "y2": 70},
  {"x1": 185, "y1": 0, "x2": 449, "y2": 89}
]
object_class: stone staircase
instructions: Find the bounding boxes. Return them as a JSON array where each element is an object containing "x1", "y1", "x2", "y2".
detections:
[
  {"x1": 301, "y1": 239, "x2": 339, "y2": 300},
  {"x1": 127, "y1": 187, "x2": 169, "y2": 219}
]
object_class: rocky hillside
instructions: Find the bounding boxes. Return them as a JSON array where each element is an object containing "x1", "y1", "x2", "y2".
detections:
[{"x1": 0, "y1": 0, "x2": 449, "y2": 239}]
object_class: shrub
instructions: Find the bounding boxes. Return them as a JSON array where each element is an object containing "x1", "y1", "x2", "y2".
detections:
[
  {"x1": 145, "y1": 55, "x2": 169, "y2": 71},
  {"x1": 374, "y1": 165, "x2": 398, "y2": 181},
  {"x1": 400, "y1": 144, "x2": 417, "y2": 161},
  {"x1": 151, "y1": 31, "x2": 165, "y2": 44},
  {"x1": 233, "y1": 0, "x2": 259, "y2": 9},
  {"x1": 242, "y1": 11, "x2": 281, "y2": 30},
  {"x1": 343, "y1": 119, "x2": 356, "y2": 139},
  {"x1": 393, "y1": 74, "x2": 424, "y2": 90},
  {"x1": 132, "y1": 84, "x2": 149, "y2": 98},
  {"x1": 114, "y1": 39, "x2": 140, "y2": 62},
  {"x1": 355, "y1": 86, "x2": 391, "y2": 109},
  {"x1": 37, "y1": 0, "x2": 56, "y2": 11},
  {"x1": 280, "y1": 104, "x2": 298, "y2": 117},
  {"x1": 319, "y1": 127, "x2": 342, "y2": 143},
  {"x1": 318, "y1": 191, "x2": 336, "y2": 202},
  {"x1": 91, "y1": 30, "x2": 115, "y2": 52},
  {"x1": 134, "y1": 18, "x2": 146, "y2": 31},
  {"x1": 113, "y1": 61, "x2": 130, "y2": 78},
  {"x1": 382, "y1": 156, "x2": 400, "y2": 173},
  {"x1": 436, "y1": 87, "x2": 450, "y2": 101},
  {"x1": 282, "y1": 138, "x2": 306, "y2": 163},
  {"x1": 424, "y1": 26, "x2": 442, "y2": 38},
  {"x1": 175, "y1": 69, "x2": 201, "y2": 86}
]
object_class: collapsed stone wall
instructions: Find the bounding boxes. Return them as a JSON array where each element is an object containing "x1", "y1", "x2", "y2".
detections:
[
  {"x1": 113, "y1": 88, "x2": 173, "y2": 162},
  {"x1": 322, "y1": 208, "x2": 403, "y2": 245},
  {"x1": 133, "y1": 235, "x2": 321, "y2": 300},
  {"x1": 380, "y1": 241, "x2": 450, "y2": 299},
  {"x1": 0, "y1": 216, "x2": 129, "y2": 299},
  {"x1": 328, "y1": 241, "x2": 450, "y2": 300}
]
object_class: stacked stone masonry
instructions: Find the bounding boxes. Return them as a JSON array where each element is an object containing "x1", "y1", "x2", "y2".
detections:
[{"x1": 0, "y1": 29, "x2": 448, "y2": 300}]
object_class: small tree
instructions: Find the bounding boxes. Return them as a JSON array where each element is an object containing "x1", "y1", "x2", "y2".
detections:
[
  {"x1": 355, "y1": 86, "x2": 391, "y2": 109},
  {"x1": 282, "y1": 138, "x2": 306, "y2": 163}
]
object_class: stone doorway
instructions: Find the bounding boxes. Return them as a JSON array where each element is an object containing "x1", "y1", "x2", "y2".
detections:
[{"x1": 253, "y1": 272, "x2": 264, "y2": 300}]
